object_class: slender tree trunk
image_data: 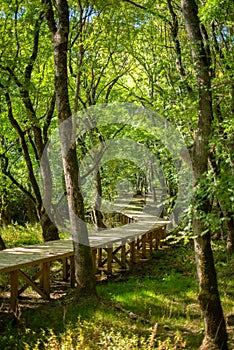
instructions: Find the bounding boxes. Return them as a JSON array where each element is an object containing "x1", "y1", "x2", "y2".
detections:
[
  {"x1": 226, "y1": 216, "x2": 234, "y2": 254},
  {"x1": 2, "y1": 88, "x2": 59, "y2": 241},
  {"x1": 39, "y1": 150, "x2": 59, "y2": 241},
  {"x1": 93, "y1": 169, "x2": 107, "y2": 230},
  {"x1": 226, "y1": 84, "x2": 234, "y2": 253},
  {"x1": 167, "y1": 0, "x2": 192, "y2": 94},
  {"x1": 227, "y1": 85, "x2": 234, "y2": 253},
  {"x1": 181, "y1": 0, "x2": 228, "y2": 349},
  {"x1": 0, "y1": 236, "x2": 6, "y2": 250},
  {"x1": 0, "y1": 191, "x2": 11, "y2": 226},
  {"x1": 43, "y1": 0, "x2": 96, "y2": 295}
]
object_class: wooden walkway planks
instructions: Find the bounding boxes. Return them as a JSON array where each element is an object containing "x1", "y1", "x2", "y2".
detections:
[
  {"x1": 0, "y1": 199, "x2": 170, "y2": 316},
  {"x1": 0, "y1": 239, "x2": 74, "y2": 274},
  {"x1": 0, "y1": 217, "x2": 168, "y2": 273}
]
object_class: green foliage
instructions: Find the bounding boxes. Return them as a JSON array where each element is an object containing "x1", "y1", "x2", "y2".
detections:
[
  {"x1": 0, "y1": 0, "x2": 232, "y2": 241},
  {"x1": 199, "y1": 0, "x2": 234, "y2": 24},
  {"x1": 189, "y1": 166, "x2": 234, "y2": 237}
]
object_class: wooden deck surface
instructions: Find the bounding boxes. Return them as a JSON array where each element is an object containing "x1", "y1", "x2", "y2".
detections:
[
  {"x1": 0, "y1": 216, "x2": 168, "y2": 273},
  {"x1": 0, "y1": 195, "x2": 170, "y2": 315},
  {"x1": 0, "y1": 239, "x2": 74, "y2": 274},
  {"x1": 0, "y1": 194, "x2": 168, "y2": 273}
]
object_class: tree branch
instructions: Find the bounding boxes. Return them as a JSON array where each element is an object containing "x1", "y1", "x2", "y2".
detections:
[
  {"x1": 43, "y1": 92, "x2": 56, "y2": 143},
  {"x1": 42, "y1": 0, "x2": 57, "y2": 35},
  {"x1": 25, "y1": 12, "x2": 44, "y2": 83},
  {"x1": 3, "y1": 89, "x2": 42, "y2": 206},
  {"x1": 1, "y1": 161, "x2": 36, "y2": 205},
  {"x1": 13, "y1": 0, "x2": 20, "y2": 65},
  {"x1": 122, "y1": 0, "x2": 148, "y2": 11}
]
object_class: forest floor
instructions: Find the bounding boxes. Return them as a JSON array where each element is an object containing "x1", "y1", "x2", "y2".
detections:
[{"x1": 0, "y1": 229, "x2": 234, "y2": 349}]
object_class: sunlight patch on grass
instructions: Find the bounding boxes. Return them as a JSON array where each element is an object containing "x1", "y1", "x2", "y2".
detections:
[{"x1": 1, "y1": 223, "x2": 43, "y2": 248}]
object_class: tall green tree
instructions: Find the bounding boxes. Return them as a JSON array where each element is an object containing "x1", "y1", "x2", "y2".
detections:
[
  {"x1": 114, "y1": 0, "x2": 231, "y2": 347},
  {"x1": 42, "y1": 0, "x2": 96, "y2": 295},
  {"x1": 199, "y1": 0, "x2": 234, "y2": 253},
  {"x1": 181, "y1": 0, "x2": 228, "y2": 348}
]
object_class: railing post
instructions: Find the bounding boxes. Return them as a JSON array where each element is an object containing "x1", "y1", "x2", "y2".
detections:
[
  {"x1": 121, "y1": 240, "x2": 127, "y2": 269},
  {"x1": 10, "y1": 270, "x2": 18, "y2": 317}
]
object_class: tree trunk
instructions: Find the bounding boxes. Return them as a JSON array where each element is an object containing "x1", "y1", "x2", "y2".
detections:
[
  {"x1": 0, "y1": 236, "x2": 6, "y2": 250},
  {"x1": 181, "y1": 0, "x2": 228, "y2": 349},
  {"x1": 39, "y1": 209, "x2": 59, "y2": 241},
  {"x1": 226, "y1": 216, "x2": 234, "y2": 254},
  {"x1": 60, "y1": 129, "x2": 96, "y2": 295},
  {"x1": 3, "y1": 89, "x2": 59, "y2": 241},
  {"x1": 194, "y1": 233, "x2": 228, "y2": 350},
  {"x1": 93, "y1": 170, "x2": 107, "y2": 230},
  {"x1": 43, "y1": 0, "x2": 96, "y2": 295},
  {"x1": 0, "y1": 192, "x2": 11, "y2": 226},
  {"x1": 73, "y1": 241, "x2": 97, "y2": 294},
  {"x1": 167, "y1": 0, "x2": 192, "y2": 94},
  {"x1": 227, "y1": 135, "x2": 234, "y2": 253}
]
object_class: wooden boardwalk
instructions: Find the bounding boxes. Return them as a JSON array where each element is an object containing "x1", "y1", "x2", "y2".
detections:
[{"x1": 0, "y1": 197, "x2": 169, "y2": 315}]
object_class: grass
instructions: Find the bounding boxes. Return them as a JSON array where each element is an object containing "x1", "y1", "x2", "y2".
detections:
[
  {"x1": 0, "y1": 223, "x2": 43, "y2": 248},
  {"x1": 0, "y1": 225, "x2": 234, "y2": 349}
]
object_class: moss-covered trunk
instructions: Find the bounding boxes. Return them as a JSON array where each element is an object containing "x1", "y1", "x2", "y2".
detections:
[{"x1": 181, "y1": 0, "x2": 228, "y2": 348}]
